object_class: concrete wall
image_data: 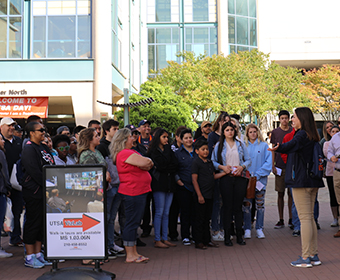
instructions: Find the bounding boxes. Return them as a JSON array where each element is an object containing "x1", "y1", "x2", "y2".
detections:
[{"x1": 258, "y1": 0, "x2": 340, "y2": 67}]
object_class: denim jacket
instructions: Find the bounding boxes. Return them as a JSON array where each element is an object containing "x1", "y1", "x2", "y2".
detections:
[
  {"x1": 174, "y1": 145, "x2": 197, "y2": 192},
  {"x1": 211, "y1": 140, "x2": 251, "y2": 171}
]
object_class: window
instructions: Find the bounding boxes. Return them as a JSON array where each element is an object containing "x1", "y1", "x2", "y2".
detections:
[
  {"x1": 193, "y1": 0, "x2": 208, "y2": 21},
  {"x1": 0, "y1": 0, "x2": 23, "y2": 58},
  {"x1": 228, "y1": 0, "x2": 257, "y2": 53},
  {"x1": 148, "y1": 27, "x2": 180, "y2": 72},
  {"x1": 31, "y1": 0, "x2": 92, "y2": 59},
  {"x1": 155, "y1": 0, "x2": 171, "y2": 22},
  {"x1": 185, "y1": 26, "x2": 217, "y2": 56},
  {"x1": 147, "y1": 0, "x2": 217, "y2": 73}
]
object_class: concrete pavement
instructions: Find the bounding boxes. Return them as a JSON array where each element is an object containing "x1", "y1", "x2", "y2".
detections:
[{"x1": 1, "y1": 175, "x2": 340, "y2": 280}]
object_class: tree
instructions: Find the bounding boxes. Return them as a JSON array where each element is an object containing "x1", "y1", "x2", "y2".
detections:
[
  {"x1": 114, "y1": 81, "x2": 197, "y2": 134},
  {"x1": 151, "y1": 49, "x2": 312, "y2": 130},
  {"x1": 302, "y1": 65, "x2": 340, "y2": 120}
]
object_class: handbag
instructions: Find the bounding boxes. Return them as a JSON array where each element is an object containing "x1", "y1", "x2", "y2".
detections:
[
  {"x1": 246, "y1": 176, "x2": 256, "y2": 199},
  {"x1": 4, "y1": 198, "x2": 14, "y2": 232},
  {"x1": 10, "y1": 163, "x2": 22, "y2": 191}
]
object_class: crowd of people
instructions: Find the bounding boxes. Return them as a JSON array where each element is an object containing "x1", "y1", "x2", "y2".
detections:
[{"x1": 0, "y1": 108, "x2": 339, "y2": 269}]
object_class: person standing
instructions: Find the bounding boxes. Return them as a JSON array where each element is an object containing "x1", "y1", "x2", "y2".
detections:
[
  {"x1": 208, "y1": 112, "x2": 230, "y2": 242},
  {"x1": 243, "y1": 124, "x2": 272, "y2": 239},
  {"x1": 96, "y1": 119, "x2": 125, "y2": 258},
  {"x1": 137, "y1": 120, "x2": 153, "y2": 237},
  {"x1": 78, "y1": 127, "x2": 112, "y2": 265},
  {"x1": 327, "y1": 126, "x2": 340, "y2": 238},
  {"x1": 0, "y1": 117, "x2": 23, "y2": 247},
  {"x1": 110, "y1": 128, "x2": 153, "y2": 263},
  {"x1": 21, "y1": 122, "x2": 54, "y2": 268},
  {"x1": 211, "y1": 122, "x2": 251, "y2": 246},
  {"x1": 323, "y1": 126, "x2": 340, "y2": 227},
  {"x1": 0, "y1": 134, "x2": 13, "y2": 258},
  {"x1": 147, "y1": 129, "x2": 178, "y2": 248},
  {"x1": 168, "y1": 125, "x2": 187, "y2": 241},
  {"x1": 192, "y1": 140, "x2": 226, "y2": 249},
  {"x1": 271, "y1": 110, "x2": 293, "y2": 229},
  {"x1": 270, "y1": 107, "x2": 324, "y2": 268},
  {"x1": 174, "y1": 128, "x2": 198, "y2": 246}
]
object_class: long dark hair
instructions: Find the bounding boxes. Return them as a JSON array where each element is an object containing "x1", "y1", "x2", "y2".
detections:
[
  {"x1": 217, "y1": 122, "x2": 237, "y2": 164},
  {"x1": 212, "y1": 111, "x2": 230, "y2": 132},
  {"x1": 295, "y1": 107, "x2": 320, "y2": 142},
  {"x1": 146, "y1": 128, "x2": 168, "y2": 156}
]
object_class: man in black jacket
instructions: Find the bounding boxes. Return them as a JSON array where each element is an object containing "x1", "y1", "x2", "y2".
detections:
[
  {"x1": 96, "y1": 119, "x2": 119, "y2": 158},
  {"x1": 0, "y1": 117, "x2": 23, "y2": 247}
]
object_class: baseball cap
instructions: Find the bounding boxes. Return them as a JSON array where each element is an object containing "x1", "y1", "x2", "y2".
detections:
[
  {"x1": 125, "y1": 124, "x2": 138, "y2": 132},
  {"x1": 0, "y1": 117, "x2": 17, "y2": 126},
  {"x1": 14, "y1": 124, "x2": 23, "y2": 131},
  {"x1": 201, "y1": 121, "x2": 212, "y2": 128},
  {"x1": 138, "y1": 119, "x2": 151, "y2": 127},
  {"x1": 56, "y1": 125, "x2": 70, "y2": 135}
]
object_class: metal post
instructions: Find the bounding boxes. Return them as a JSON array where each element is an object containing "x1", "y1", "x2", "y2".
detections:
[{"x1": 124, "y1": 88, "x2": 129, "y2": 126}]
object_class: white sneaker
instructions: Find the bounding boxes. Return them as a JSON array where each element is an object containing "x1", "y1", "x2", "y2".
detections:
[
  {"x1": 331, "y1": 219, "x2": 338, "y2": 227},
  {"x1": 256, "y1": 229, "x2": 265, "y2": 239},
  {"x1": 0, "y1": 248, "x2": 13, "y2": 258},
  {"x1": 113, "y1": 244, "x2": 124, "y2": 252},
  {"x1": 182, "y1": 238, "x2": 191, "y2": 246},
  {"x1": 244, "y1": 229, "x2": 251, "y2": 239},
  {"x1": 212, "y1": 232, "x2": 224, "y2": 242}
]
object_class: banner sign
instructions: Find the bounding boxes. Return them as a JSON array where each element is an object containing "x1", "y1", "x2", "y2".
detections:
[
  {"x1": 0, "y1": 97, "x2": 48, "y2": 118},
  {"x1": 43, "y1": 165, "x2": 107, "y2": 260}
]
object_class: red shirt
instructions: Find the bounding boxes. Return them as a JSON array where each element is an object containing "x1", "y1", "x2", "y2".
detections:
[
  {"x1": 281, "y1": 129, "x2": 296, "y2": 164},
  {"x1": 116, "y1": 149, "x2": 152, "y2": 196}
]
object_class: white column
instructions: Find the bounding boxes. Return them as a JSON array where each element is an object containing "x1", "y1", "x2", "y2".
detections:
[
  {"x1": 93, "y1": 0, "x2": 112, "y2": 120},
  {"x1": 217, "y1": 0, "x2": 228, "y2": 56}
]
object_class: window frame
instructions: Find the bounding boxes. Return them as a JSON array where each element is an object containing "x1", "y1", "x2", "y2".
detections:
[
  {"x1": 0, "y1": 0, "x2": 24, "y2": 59},
  {"x1": 30, "y1": 0, "x2": 92, "y2": 59}
]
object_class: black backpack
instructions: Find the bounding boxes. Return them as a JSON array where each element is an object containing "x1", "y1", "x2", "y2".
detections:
[
  {"x1": 299, "y1": 141, "x2": 324, "y2": 180},
  {"x1": 308, "y1": 141, "x2": 324, "y2": 180}
]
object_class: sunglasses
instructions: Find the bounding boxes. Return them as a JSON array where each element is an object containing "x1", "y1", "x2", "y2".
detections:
[
  {"x1": 35, "y1": 128, "x2": 46, "y2": 133},
  {"x1": 57, "y1": 146, "x2": 70, "y2": 152}
]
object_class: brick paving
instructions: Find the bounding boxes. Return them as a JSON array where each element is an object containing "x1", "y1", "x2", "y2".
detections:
[{"x1": 1, "y1": 175, "x2": 340, "y2": 279}]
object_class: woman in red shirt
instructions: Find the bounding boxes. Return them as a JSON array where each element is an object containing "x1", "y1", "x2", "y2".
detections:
[{"x1": 110, "y1": 128, "x2": 154, "y2": 263}]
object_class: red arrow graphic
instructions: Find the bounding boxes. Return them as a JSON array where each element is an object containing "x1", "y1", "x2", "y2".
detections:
[{"x1": 63, "y1": 214, "x2": 100, "y2": 231}]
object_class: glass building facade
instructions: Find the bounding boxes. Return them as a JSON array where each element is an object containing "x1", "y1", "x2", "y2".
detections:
[
  {"x1": 0, "y1": 0, "x2": 23, "y2": 58},
  {"x1": 147, "y1": 0, "x2": 218, "y2": 72},
  {"x1": 228, "y1": 0, "x2": 257, "y2": 53},
  {"x1": 0, "y1": 0, "x2": 92, "y2": 59}
]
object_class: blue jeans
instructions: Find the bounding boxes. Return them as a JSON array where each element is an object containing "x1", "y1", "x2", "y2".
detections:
[
  {"x1": 107, "y1": 186, "x2": 121, "y2": 248},
  {"x1": 291, "y1": 189, "x2": 319, "y2": 231},
  {"x1": 0, "y1": 194, "x2": 7, "y2": 245},
  {"x1": 120, "y1": 193, "x2": 147, "y2": 247},
  {"x1": 211, "y1": 179, "x2": 223, "y2": 232},
  {"x1": 153, "y1": 192, "x2": 173, "y2": 241},
  {"x1": 243, "y1": 189, "x2": 266, "y2": 230}
]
